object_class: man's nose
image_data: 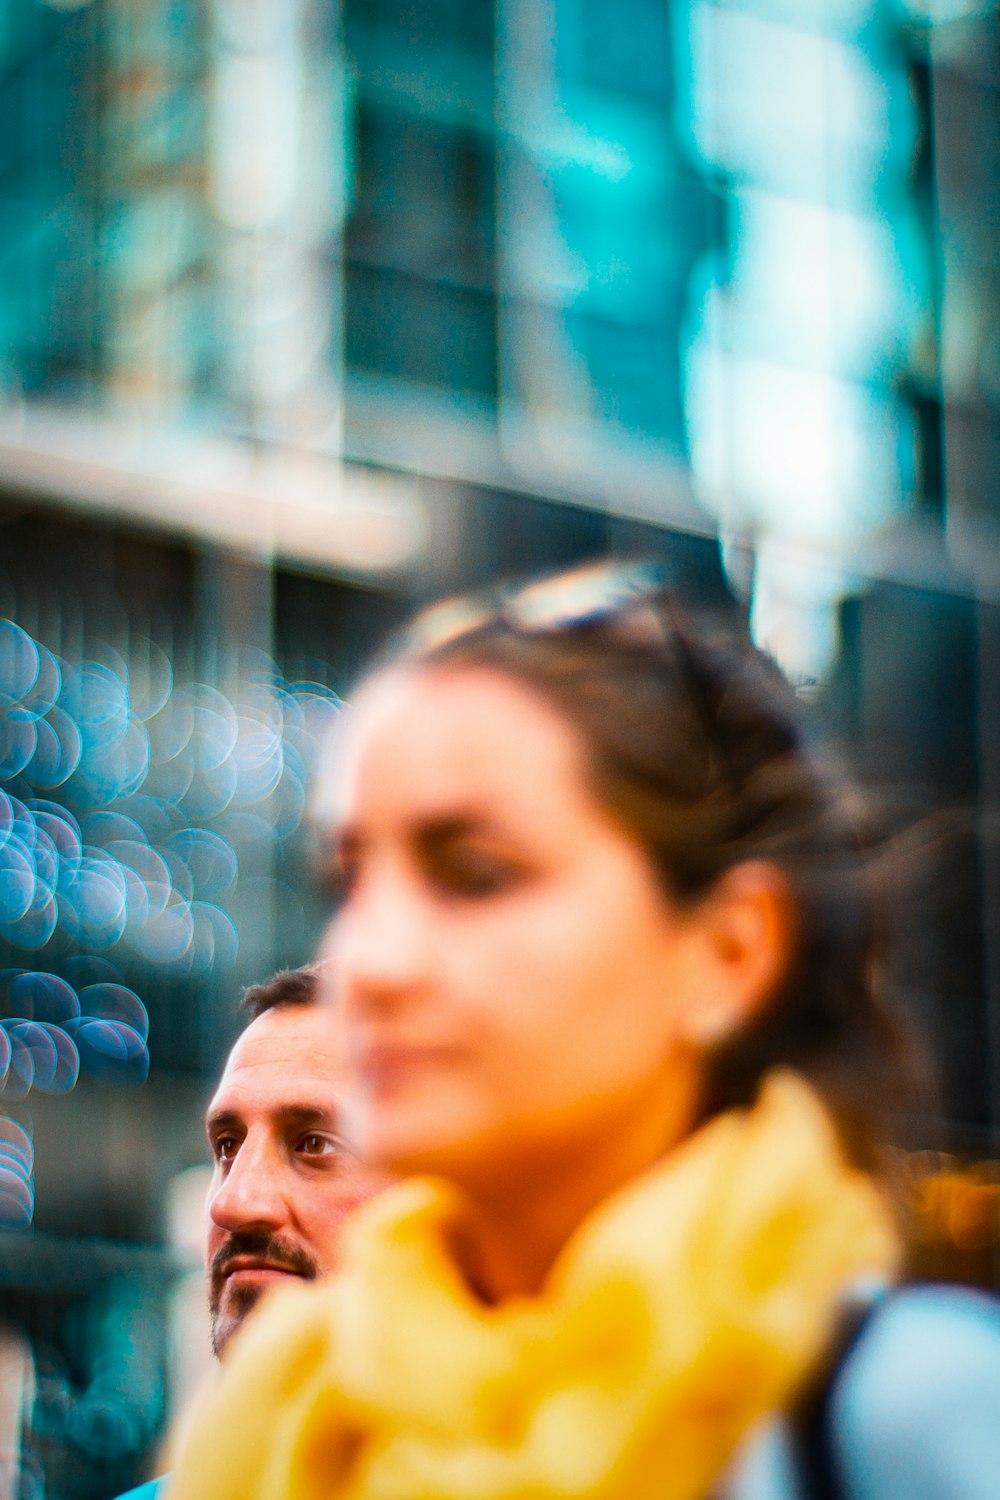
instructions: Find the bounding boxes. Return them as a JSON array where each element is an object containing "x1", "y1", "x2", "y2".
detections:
[{"x1": 208, "y1": 1141, "x2": 286, "y2": 1231}]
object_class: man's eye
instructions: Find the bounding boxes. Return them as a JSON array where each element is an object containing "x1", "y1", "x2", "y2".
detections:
[
  {"x1": 214, "y1": 1136, "x2": 240, "y2": 1163},
  {"x1": 296, "y1": 1133, "x2": 338, "y2": 1158}
]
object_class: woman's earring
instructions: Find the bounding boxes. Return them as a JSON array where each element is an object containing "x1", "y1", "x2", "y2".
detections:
[{"x1": 691, "y1": 1011, "x2": 733, "y2": 1049}]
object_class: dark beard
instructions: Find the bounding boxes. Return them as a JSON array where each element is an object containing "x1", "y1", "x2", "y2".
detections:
[{"x1": 209, "y1": 1227, "x2": 318, "y2": 1356}]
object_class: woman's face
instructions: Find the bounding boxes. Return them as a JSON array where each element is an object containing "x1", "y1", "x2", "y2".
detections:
[{"x1": 319, "y1": 665, "x2": 712, "y2": 1193}]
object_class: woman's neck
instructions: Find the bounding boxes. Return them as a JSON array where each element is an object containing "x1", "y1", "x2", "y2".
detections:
[
  {"x1": 447, "y1": 1080, "x2": 701, "y2": 1302},
  {"x1": 446, "y1": 1177, "x2": 595, "y2": 1304}
]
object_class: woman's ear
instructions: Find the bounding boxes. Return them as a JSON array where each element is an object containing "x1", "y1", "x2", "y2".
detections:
[{"x1": 678, "y1": 861, "x2": 796, "y2": 1049}]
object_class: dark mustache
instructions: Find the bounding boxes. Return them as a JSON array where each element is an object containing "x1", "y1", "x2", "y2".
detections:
[{"x1": 211, "y1": 1227, "x2": 317, "y2": 1281}]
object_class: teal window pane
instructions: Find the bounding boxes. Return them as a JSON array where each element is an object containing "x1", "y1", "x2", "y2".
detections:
[
  {"x1": 346, "y1": 100, "x2": 494, "y2": 289},
  {"x1": 554, "y1": 0, "x2": 676, "y2": 106},
  {"x1": 345, "y1": 0, "x2": 494, "y2": 58},
  {"x1": 346, "y1": 264, "x2": 497, "y2": 399}
]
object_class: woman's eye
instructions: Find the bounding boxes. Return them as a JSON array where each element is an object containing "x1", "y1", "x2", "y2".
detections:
[
  {"x1": 323, "y1": 857, "x2": 359, "y2": 903},
  {"x1": 428, "y1": 848, "x2": 523, "y2": 899}
]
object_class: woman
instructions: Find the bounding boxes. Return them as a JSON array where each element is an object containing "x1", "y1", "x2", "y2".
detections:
[{"x1": 170, "y1": 560, "x2": 1000, "y2": 1500}]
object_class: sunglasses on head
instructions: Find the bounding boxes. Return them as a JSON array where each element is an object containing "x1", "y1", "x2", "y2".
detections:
[
  {"x1": 405, "y1": 558, "x2": 748, "y2": 795},
  {"x1": 406, "y1": 558, "x2": 677, "y2": 646}
]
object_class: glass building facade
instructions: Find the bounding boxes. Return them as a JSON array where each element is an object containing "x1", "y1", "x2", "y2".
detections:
[{"x1": 0, "y1": 0, "x2": 998, "y2": 1492}]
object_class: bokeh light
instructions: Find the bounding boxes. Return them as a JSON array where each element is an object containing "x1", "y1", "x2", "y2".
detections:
[
  {"x1": 0, "y1": 620, "x2": 346, "y2": 1030},
  {"x1": 0, "y1": 1117, "x2": 34, "y2": 1228},
  {"x1": 0, "y1": 971, "x2": 150, "y2": 1102}
]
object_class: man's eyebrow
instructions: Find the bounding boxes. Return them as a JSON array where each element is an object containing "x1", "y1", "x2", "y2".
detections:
[
  {"x1": 205, "y1": 1103, "x2": 342, "y2": 1143},
  {"x1": 271, "y1": 1104, "x2": 340, "y2": 1129},
  {"x1": 205, "y1": 1107, "x2": 243, "y2": 1142}
]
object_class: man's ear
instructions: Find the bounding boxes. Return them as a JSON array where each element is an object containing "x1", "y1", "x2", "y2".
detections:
[{"x1": 677, "y1": 860, "x2": 796, "y2": 1049}]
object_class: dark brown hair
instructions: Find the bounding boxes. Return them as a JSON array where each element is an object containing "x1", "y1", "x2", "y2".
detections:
[
  {"x1": 241, "y1": 965, "x2": 320, "y2": 1021},
  {"x1": 389, "y1": 564, "x2": 915, "y2": 1167}
]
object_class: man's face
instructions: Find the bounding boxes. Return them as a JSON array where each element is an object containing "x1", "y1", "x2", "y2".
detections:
[{"x1": 204, "y1": 1003, "x2": 384, "y2": 1356}]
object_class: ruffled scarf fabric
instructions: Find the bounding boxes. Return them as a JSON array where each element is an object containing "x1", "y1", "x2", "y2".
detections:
[{"x1": 169, "y1": 1073, "x2": 898, "y2": 1500}]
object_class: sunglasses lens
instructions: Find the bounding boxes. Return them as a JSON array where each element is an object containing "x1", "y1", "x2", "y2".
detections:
[
  {"x1": 404, "y1": 560, "x2": 745, "y2": 794},
  {"x1": 506, "y1": 559, "x2": 667, "y2": 632},
  {"x1": 405, "y1": 595, "x2": 495, "y2": 653}
]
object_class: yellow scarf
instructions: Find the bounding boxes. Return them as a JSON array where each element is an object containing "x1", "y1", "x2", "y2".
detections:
[{"x1": 168, "y1": 1073, "x2": 898, "y2": 1500}]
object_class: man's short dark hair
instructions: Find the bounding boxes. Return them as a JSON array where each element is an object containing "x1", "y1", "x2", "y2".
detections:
[{"x1": 240, "y1": 965, "x2": 320, "y2": 1021}]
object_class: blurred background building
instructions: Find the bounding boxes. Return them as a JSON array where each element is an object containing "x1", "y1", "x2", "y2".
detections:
[{"x1": 0, "y1": 0, "x2": 998, "y2": 1493}]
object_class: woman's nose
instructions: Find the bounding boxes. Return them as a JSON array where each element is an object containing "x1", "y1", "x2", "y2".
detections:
[{"x1": 326, "y1": 873, "x2": 432, "y2": 1011}]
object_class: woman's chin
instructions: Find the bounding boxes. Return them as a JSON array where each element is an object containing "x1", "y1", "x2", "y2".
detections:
[
  {"x1": 351, "y1": 1109, "x2": 447, "y2": 1177},
  {"x1": 352, "y1": 1108, "x2": 490, "y2": 1185}
]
